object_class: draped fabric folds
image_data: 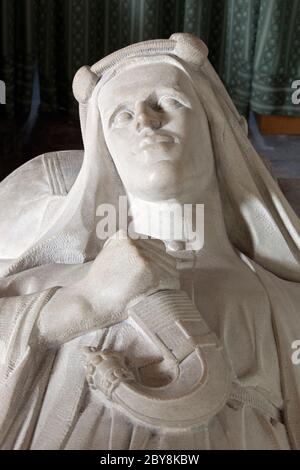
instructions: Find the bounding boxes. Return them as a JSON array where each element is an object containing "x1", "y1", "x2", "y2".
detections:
[{"x1": 1, "y1": 0, "x2": 300, "y2": 117}]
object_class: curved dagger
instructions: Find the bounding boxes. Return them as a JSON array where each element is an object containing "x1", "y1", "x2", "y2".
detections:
[{"x1": 84, "y1": 290, "x2": 232, "y2": 429}]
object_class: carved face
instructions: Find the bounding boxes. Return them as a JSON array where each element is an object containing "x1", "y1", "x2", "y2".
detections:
[{"x1": 99, "y1": 63, "x2": 214, "y2": 202}]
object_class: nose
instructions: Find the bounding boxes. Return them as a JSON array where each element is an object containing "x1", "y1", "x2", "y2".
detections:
[{"x1": 135, "y1": 101, "x2": 161, "y2": 133}]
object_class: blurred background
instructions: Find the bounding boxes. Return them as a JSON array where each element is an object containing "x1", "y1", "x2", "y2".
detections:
[{"x1": 0, "y1": 0, "x2": 299, "y2": 213}]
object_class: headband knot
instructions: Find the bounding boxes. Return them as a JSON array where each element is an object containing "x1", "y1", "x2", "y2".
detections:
[
  {"x1": 72, "y1": 65, "x2": 99, "y2": 104},
  {"x1": 171, "y1": 33, "x2": 208, "y2": 67}
]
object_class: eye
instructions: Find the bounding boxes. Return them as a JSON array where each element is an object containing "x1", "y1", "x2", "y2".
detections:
[
  {"x1": 113, "y1": 110, "x2": 134, "y2": 127},
  {"x1": 157, "y1": 96, "x2": 184, "y2": 111}
]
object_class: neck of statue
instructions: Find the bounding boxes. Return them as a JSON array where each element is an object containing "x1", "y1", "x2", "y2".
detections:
[{"x1": 127, "y1": 174, "x2": 237, "y2": 264}]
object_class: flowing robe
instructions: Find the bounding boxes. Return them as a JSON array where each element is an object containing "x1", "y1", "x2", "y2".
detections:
[
  {"x1": 0, "y1": 151, "x2": 299, "y2": 450},
  {"x1": 0, "y1": 254, "x2": 299, "y2": 449}
]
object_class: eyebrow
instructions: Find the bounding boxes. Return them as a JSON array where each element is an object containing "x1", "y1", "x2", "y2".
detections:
[
  {"x1": 158, "y1": 88, "x2": 192, "y2": 108},
  {"x1": 103, "y1": 86, "x2": 192, "y2": 126}
]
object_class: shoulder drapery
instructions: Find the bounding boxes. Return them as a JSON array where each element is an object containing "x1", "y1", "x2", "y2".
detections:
[{"x1": 0, "y1": 287, "x2": 58, "y2": 449}]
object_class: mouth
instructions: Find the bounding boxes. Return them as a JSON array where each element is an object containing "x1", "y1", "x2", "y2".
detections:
[{"x1": 139, "y1": 133, "x2": 179, "y2": 150}]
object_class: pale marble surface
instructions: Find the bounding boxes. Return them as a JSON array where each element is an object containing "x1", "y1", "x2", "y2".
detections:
[{"x1": 0, "y1": 34, "x2": 299, "y2": 450}]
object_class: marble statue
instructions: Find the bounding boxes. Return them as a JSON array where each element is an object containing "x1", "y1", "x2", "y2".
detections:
[{"x1": 0, "y1": 33, "x2": 299, "y2": 450}]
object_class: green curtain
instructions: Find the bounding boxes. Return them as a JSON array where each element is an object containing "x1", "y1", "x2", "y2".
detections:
[
  {"x1": 251, "y1": 0, "x2": 300, "y2": 114},
  {"x1": 1, "y1": 0, "x2": 300, "y2": 118}
]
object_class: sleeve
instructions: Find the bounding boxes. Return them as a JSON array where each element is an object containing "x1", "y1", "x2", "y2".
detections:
[{"x1": 0, "y1": 287, "x2": 59, "y2": 449}]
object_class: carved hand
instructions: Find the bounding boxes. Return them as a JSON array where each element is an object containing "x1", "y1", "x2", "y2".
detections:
[{"x1": 38, "y1": 230, "x2": 180, "y2": 348}]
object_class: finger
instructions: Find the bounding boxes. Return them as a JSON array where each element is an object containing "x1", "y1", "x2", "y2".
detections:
[
  {"x1": 139, "y1": 245, "x2": 178, "y2": 274},
  {"x1": 136, "y1": 238, "x2": 169, "y2": 257},
  {"x1": 103, "y1": 229, "x2": 131, "y2": 248}
]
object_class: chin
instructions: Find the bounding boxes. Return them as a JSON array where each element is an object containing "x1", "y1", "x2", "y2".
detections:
[{"x1": 135, "y1": 162, "x2": 181, "y2": 201}]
